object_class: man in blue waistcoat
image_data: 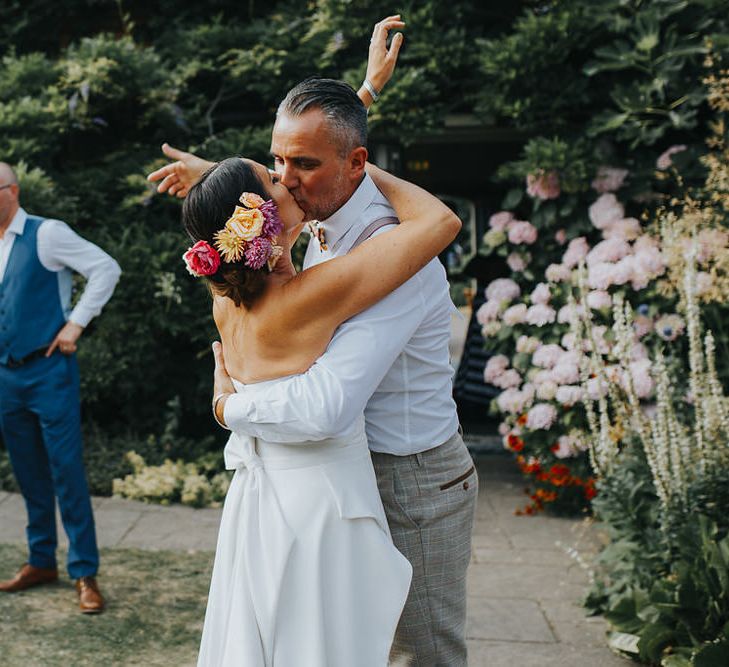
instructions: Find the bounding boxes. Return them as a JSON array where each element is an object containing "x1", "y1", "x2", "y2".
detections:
[{"x1": 0, "y1": 163, "x2": 121, "y2": 614}]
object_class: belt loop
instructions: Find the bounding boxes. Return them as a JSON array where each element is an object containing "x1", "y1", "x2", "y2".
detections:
[{"x1": 414, "y1": 452, "x2": 423, "y2": 467}]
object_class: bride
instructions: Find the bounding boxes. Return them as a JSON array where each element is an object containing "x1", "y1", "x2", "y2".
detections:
[{"x1": 184, "y1": 156, "x2": 459, "y2": 667}]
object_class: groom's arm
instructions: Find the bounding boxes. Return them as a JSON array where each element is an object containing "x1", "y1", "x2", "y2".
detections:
[{"x1": 223, "y1": 271, "x2": 427, "y2": 442}]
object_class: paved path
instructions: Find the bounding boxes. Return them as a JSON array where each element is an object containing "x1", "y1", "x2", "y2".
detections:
[{"x1": 0, "y1": 453, "x2": 626, "y2": 666}]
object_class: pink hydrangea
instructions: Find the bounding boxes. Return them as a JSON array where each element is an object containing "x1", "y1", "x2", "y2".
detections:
[
  {"x1": 476, "y1": 299, "x2": 503, "y2": 324},
  {"x1": 561, "y1": 332, "x2": 578, "y2": 351},
  {"x1": 497, "y1": 386, "x2": 535, "y2": 415},
  {"x1": 586, "y1": 290, "x2": 612, "y2": 310},
  {"x1": 526, "y1": 170, "x2": 560, "y2": 200},
  {"x1": 552, "y1": 361, "x2": 580, "y2": 386},
  {"x1": 503, "y1": 303, "x2": 528, "y2": 326},
  {"x1": 586, "y1": 238, "x2": 631, "y2": 266},
  {"x1": 532, "y1": 344, "x2": 565, "y2": 368},
  {"x1": 536, "y1": 380, "x2": 558, "y2": 401},
  {"x1": 507, "y1": 220, "x2": 538, "y2": 245},
  {"x1": 525, "y1": 304, "x2": 556, "y2": 326},
  {"x1": 507, "y1": 252, "x2": 528, "y2": 272},
  {"x1": 562, "y1": 237, "x2": 590, "y2": 269},
  {"x1": 555, "y1": 228, "x2": 567, "y2": 245},
  {"x1": 493, "y1": 368, "x2": 522, "y2": 389},
  {"x1": 656, "y1": 144, "x2": 687, "y2": 170},
  {"x1": 545, "y1": 263, "x2": 572, "y2": 282},
  {"x1": 591, "y1": 166, "x2": 629, "y2": 193},
  {"x1": 530, "y1": 282, "x2": 551, "y2": 305},
  {"x1": 588, "y1": 262, "x2": 616, "y2": 290},
  {"x1": 557, "y1": 303, "x2": 584, "y2": 325},
  {"x1": 696, "y1": 229, "x2": 729, "y2": 263},
  {"x1": 498, "y1": 422, "x2": 510, "y2": 436},
  {"x1": 489, "y1": 211, "x2": 514, "y2": 231},
  {"x1": 611, "y1": 256, "x2": 635, "y2": 285},
  {"x1": 589, "y1": 194, "x2": 625, "y2": 230},
  {"x1": 586, "y1": 377, "x2": 608, "y2": 400},
  {"x1": 602, "y1": 217, "x2": 641, "y2": 241},
  {"x1": 555, "y1": 385, "x2": 583, "y2": 406},
  {"x1": 526, "y1": 403, "x2": 558, "y2": 430},
  {"x1": 623, "y1": 360, "x2": 654, "y2": 398},
  {"x1": 552, "y1": 434, "x2": 578, "y2": 459},
  {"x1": 516, "y1": 335, "x2": 540, "y2": 354},
  {"x1": 485, "y1": 278, "x2": 521, "y2": 303},
  {"x1": 484, "y1": 355, "x2": 510, "y2": 383}
]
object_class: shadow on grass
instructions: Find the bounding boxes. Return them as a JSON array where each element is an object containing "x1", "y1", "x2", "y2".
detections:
[{"x1": 0, "y1": 543, "x2": 213, "y2": 667}]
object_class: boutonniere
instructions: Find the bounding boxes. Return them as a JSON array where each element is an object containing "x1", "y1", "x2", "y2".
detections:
[{"x1": 306, "y1": 220, "x2": 328, "y2": 252}]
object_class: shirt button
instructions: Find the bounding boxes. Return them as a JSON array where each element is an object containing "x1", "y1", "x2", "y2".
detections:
[{"x1": 463, "y1": 481, "x2": 469, "y2": 491}]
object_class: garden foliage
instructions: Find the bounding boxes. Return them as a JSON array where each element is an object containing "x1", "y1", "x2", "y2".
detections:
[{"x1": 0, "y1": 0, "x2": 508, "y2": 487}]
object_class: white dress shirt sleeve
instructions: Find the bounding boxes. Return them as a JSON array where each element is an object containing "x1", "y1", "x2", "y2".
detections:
[
  {"x1": 37, "y1": 219, "x2": 122, "y2": 327},
  {"x1": 224, "y1": 272, "x2": 427, "y2": 442}
]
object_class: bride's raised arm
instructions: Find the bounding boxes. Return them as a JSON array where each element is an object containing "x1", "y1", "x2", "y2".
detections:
[{"x1": 278, "y1": 165, "x2": 461, "y2": 332}]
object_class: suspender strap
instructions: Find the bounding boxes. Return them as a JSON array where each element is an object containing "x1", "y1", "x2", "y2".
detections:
[{"x1": 349, "y1": 216, "x2": 399, "y2": 251}]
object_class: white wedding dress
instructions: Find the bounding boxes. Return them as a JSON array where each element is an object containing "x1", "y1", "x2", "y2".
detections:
[{"x1": 197, "y1": 380, "x2": 412, "y2": 667}]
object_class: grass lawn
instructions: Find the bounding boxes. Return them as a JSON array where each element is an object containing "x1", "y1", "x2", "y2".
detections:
[{"x1": 0, "y1": 543, "x2": 213, "y2": 667}]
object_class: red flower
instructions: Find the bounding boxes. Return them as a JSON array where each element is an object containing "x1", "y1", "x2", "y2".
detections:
[
  {"x1": 183, "y1": 240, "x2": 221, "y2": 277},
  {"x1": 507, "y1": 434, "x2": 525, "y2": 452}
]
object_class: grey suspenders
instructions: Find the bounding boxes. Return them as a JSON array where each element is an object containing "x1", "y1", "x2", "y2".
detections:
[{"x1": 348, "y1": 216, "x2": 400, "y2": 251}]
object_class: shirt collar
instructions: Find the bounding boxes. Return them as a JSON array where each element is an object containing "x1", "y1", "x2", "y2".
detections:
[
  {"x1": 4, "y1": 207, "x2": 26, "y2": 238},
  {"x1": 319, "y1": 174, "x2": 378, "y2": 248}
]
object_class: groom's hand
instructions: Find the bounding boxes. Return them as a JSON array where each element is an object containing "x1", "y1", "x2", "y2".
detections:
[
  {"x1": 212, "y1": 341, "x2": 236, "y2": 426},
  {"x1": 146, "y1": 143, "x2": 215, "y2": 198}
]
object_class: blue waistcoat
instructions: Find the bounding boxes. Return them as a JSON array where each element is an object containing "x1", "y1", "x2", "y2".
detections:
[{"x1": 0, "y1": 215, "x2": 66, "y2": 364}]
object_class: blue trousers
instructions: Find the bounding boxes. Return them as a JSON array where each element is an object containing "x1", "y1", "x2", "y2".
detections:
[{"x1": 0, "y1": 353, "x2": 99, "y2": 579}]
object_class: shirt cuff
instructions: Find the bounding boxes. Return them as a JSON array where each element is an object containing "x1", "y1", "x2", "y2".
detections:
[
  {"x1": 68, "y1": 307, "x2": 93, "y2": 329},
  {"x1": 223, "y1": 393, "x2": 256, "y2": 433}
]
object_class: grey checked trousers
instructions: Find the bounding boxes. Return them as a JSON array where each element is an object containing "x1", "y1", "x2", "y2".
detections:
[{"x1": 371, "y1": 429, "x2": 478, "y2": 666}]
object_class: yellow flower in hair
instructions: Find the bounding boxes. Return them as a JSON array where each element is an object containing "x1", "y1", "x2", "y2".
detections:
[
  {"x1": 214, "y1": 227, "x2": 247, "y2": 263},
  {"x1": 240, "y1": 192, "x2": 266, "y2": 209},
  {"x1": 226, "y1": 206, "x2": 265, "y2": 241}
]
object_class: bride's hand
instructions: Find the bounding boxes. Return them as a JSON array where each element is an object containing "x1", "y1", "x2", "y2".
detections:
[
  {"x1": 147, "y1": 143, "x2": 215, "y2": 198},
  {"x1": 364, "y1": 15, "x2": 406, "y2": 97}
]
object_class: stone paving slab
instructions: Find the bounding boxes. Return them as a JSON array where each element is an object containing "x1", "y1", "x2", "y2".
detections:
[{"x1": 0, "y1": 452, "x2": 628, "y2": 666}]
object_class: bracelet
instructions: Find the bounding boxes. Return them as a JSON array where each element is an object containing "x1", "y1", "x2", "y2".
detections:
[
  {"x1": 362, "y1": 78, "x2": 380, "y2": 102},
  {"x1": 212, "y1": 393, "x2": 230, "y2": 430}
]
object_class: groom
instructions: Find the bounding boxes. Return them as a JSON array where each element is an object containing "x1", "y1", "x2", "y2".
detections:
[{"x1": 149, "y1": 48, "x2": 476, "y2": 667}]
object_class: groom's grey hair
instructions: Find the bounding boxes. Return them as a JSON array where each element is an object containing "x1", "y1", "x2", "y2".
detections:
[
  {"x1": 277, "y1": 78, "x2": 368, "y2": 156},
  {"x1": 0, "y1": 162, "x2": 18, "y2": 185}
]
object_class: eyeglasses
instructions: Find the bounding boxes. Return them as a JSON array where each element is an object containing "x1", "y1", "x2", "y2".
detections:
[{"x1": 0, "y1": 184, "x2": 14, "y2": 191}]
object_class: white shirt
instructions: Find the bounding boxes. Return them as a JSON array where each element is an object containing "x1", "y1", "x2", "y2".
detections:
[
  {"x1": 224, "y1": 174, "x2": 459, "y2": 455},
  {"x1": 0, "y1": 207, "x2": 121, "y2": 327}
]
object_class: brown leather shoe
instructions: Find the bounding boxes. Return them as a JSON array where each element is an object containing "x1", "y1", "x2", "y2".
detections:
[
  {"x1": 75, "y1": 576, "x2": 104, "y2": 614},
  {"x1": 0, "y1": 563, "x2": 58, "y2": 592}
]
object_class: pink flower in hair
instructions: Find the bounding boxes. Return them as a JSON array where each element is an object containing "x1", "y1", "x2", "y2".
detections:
[
  {"x1": 183, "y1": 240, "x2": 221, "y2": 277},
  {"x1": 244, "y1": 236, "x2": 273, "y2": 270},
  {"x1": 260, "y1": 200, "x2": 284, "y2": 237}
]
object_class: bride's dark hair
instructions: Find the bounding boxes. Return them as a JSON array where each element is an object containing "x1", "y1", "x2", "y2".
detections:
[{"x1": 183, "y1": 157, "x2": 270, "y2": 308}]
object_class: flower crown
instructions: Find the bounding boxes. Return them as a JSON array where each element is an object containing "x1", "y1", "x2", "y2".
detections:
[{"x1": 183, "y1": 192, "x2": 284, "y2": 277}]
